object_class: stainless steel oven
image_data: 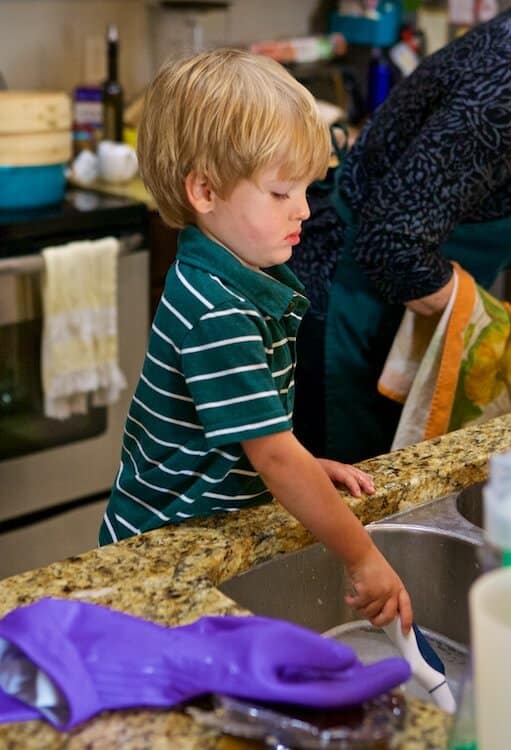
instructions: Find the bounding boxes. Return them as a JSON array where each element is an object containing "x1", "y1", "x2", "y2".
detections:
[{"x1": 0, "y1": 190, "x2": 149, "y2": 578}]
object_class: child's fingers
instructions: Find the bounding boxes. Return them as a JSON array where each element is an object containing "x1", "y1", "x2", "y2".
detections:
[
  {"x1": 317, "y1": 460, "x2": 375, "y2": 495},
  {"x1": 397, "y1": 588, "x2": 413, "y2": 633},
  {"x1": 352, "y1": 589, "x2": 412, "y2": 632},
  {"x1": 341, "y1": 474, "x2": 362, "y2": 497},
  {"x1": 344, "y1": 585, "x2": 385, "y2": 618},
  {"x1": 355, "y1": 470, "x2": 375, "y2": 494},
  {"x1": 343, "y1": 471, "x2": 375, "y2": 497},
  {"x1": 345, "y1": 592, "x2": 386, "y2": 621},
  {"x1": 368, "y1": 597, "x2": 399, "y2": 628}
]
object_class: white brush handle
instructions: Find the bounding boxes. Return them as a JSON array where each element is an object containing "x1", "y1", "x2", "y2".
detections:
[{"x1": 383, "y1": 617, "x2": 457, "y2": 714}]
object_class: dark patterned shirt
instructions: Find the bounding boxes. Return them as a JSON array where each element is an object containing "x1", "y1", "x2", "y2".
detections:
[{"x1": 290, "y1": 10, "x2": 511, "y2": 317}]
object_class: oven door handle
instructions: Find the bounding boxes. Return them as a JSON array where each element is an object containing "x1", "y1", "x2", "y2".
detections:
[{"x1": 0, "y1": 232, "x2": 144, "y2": 276}]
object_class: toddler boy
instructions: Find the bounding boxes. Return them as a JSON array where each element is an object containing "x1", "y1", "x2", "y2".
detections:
[{"x1": 100, "y1": 48, "x2": 412, "y2": 631}]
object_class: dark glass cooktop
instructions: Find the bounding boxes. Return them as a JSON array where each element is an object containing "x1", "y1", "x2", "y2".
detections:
[{"x1": 0, "y1": 189, "x2": 149, "y2": 257}]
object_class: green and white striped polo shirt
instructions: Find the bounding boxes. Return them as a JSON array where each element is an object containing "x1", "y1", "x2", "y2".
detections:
[{"x1": 99, "y1": 225, "x2": 309, "y2": 544}]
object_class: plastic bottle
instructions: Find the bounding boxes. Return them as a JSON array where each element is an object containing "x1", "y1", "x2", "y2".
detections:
[
  {"x1": 366, "y1": 47, "x2": 393, "y2": 113},
  {"x1": 479, "y1": 451, "x2": 511, "y2": 570},
  {"x1": 449, "y1": 451, "x2": 511, "y2": 750},
  {"x1": 72, "y1": 86, "x2": 103, "y2": 155},
  {"x1": 72, "y1": 37, "x2": 104, "y2": 155},
  {"x1": 102, "y1": 24, "x2": 124, "y2": 143}
]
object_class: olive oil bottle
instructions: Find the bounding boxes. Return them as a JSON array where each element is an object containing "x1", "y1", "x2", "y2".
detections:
[{"x1": 102, "y1": 23, "x2": 123, "y2": 142}]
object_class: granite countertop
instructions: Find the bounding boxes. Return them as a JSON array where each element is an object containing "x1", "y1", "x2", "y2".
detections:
[
  {"x1": 2, "y1": 414, "x2": 511, "y2": 749},
  {"x1": 70, "y1": 176, "x2": 157, "y2": 210}
]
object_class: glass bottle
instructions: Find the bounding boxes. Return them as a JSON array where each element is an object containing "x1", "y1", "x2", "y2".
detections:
[{"x1": 102, "y1": 24, "x2": 124, "y2": 143}]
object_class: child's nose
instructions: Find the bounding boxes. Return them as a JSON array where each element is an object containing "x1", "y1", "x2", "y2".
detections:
[{"x1": 293, "y1": 195, "x2": 310, "y2": 221}]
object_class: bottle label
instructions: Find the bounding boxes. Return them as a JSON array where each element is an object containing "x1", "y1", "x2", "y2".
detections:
[{"x1": 74, "y1": 101, "x2": 103, "y2": 128}]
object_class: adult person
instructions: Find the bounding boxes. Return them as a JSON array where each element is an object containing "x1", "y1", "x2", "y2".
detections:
[{"x1": 290, "y1": 9, "x2": 511, "y2": 463}]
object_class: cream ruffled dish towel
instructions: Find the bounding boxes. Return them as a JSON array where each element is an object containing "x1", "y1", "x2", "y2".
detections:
[
  {"x1": 41, "y1": 237, "x2": 127, "y2": 420},
  {"x1": 378, "y1": 263, "x2": 511, "y2": 450}
]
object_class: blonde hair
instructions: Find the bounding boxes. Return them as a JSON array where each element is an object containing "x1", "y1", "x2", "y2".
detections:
[{"x1": 137, "y1": 48, "x2": 331, "y2": 228}]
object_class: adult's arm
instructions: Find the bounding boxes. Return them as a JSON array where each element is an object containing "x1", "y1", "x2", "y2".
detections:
[{"x1": 349, "y1": 61, "x2": 511, "y2": 305}]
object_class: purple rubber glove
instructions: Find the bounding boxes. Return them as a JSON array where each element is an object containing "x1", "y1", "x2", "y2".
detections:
[
  {"x1": 0, "y1": 597, "x2": 410, "y2": 730},
  {"x1": 0, "y1": 692, "x2": 40, "y2": 724}
]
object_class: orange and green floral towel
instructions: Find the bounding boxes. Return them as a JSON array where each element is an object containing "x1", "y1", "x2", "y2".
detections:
[{"x1": 378, "y1": 263, "x2": 511, "y2": 451}]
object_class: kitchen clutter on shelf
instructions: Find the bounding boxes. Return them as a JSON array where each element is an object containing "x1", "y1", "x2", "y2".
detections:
[
  {"x1": 70, "y1": 22, "x2": 139, "y2": 185},
  {"x1": 71, "y1": 140, "x2": 138, "y2": 185}
]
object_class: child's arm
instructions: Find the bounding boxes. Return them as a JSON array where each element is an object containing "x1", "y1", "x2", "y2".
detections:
[{"x1": 242, "y1": 430, "x2": 413, "y2": 633}]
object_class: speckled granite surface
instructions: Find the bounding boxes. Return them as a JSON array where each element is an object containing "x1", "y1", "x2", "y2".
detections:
[{"x1": 2, "y1": 414, "x2": 511, "y2": 750}]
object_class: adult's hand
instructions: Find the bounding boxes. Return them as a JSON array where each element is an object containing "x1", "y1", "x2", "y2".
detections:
[{"x1": 405, "y1": 274, "x2": 455, "y2": 316}]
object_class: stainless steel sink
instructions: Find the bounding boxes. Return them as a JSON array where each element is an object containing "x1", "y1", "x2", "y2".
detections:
[
  {"x1": 219, "y1": 524, "x2": 482, "y2": 645},
  {"x1": 220, "y1": 520, "x2": 482, "y2": 705},
  {"x1": 219, "y1": 488, "x2": 487, "y2": 705},
  {"x1": 456, "y1": 481, "x2": 483, "y2": 529}
]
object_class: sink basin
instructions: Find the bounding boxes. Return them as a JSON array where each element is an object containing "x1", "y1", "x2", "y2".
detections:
[
  {"x1": 456, "y1": 481, "x2": 484, "y2": 529},
  {"x1": 220, "y1": 525, "x2": 481, "y2": 643},
  {"x1": 220, "y1": 525, "x2": 482, "y2": 704}
]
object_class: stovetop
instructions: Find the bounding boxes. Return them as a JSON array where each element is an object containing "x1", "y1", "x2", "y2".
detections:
[{"x1": 0, "y1": 189, "x2": 149, "y2": 257}]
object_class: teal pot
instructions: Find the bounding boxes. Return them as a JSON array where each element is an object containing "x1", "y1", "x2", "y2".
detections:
[{"x1": 0, "y1": 163, "x2": 66, "y2": 211}]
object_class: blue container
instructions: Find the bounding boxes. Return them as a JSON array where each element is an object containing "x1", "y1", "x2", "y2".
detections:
[
  {"x1": 0, "y1": 163, "x2": 66, "y2": 211},
  {"x1": 329, "y1": 2, "x2": 401, "y2": 47},
  {"x1": 367, "y1": 50, "x2": 394, "y2": 112}
]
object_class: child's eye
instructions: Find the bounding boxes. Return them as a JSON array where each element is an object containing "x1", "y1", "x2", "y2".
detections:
[{"x1": 271, "y1": 192, "x2": 289, "y2": 200}]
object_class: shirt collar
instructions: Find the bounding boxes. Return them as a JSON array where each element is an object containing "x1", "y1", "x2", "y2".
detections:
[{"x1": 177, "y1": 225, "x2": 309, "y2": 319}]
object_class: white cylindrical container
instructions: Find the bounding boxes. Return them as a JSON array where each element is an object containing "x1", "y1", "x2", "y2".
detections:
[{"x1": 469, "y1": 567, "x2": 511, "y2": 750}]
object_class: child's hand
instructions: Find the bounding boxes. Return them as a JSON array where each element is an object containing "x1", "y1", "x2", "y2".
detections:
[
  {"x1": 345, "y1": 544, "x2": 413, "y2": 633},
  {"x1": 317, "y1": 458, "x2": 375, "y2": 497}
]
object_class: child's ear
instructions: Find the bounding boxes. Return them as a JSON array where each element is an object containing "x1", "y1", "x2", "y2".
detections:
[{"x1": 185, "y1": 171, "x2": 216, "y2": 215}]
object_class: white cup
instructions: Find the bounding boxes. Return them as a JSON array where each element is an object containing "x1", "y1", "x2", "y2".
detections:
[
  {"x1": 97, "y1": 140, "x2": 138, "y2": 183},
  {"x1": 469, "y1": 567, "x2": 511, "y2": 750},
  {"x1": 71, "y1": 149, "x2": 99, "y2": 185}
]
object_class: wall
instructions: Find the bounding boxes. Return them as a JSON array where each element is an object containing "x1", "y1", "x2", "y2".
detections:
[
  {"x1": 0, "y1": 0, "x2": 320, "y2": 100},
  {"x1": 0, "y1": 1, "x2": 150, "y2": 97}
]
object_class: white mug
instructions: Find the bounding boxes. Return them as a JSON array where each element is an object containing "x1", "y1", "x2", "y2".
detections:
[
  {"x1": 97, "y1": 140, "x2": 138, "y2": 183},
  {"x1": 71, "y1": 149, "x2": 99, "y2": 185}
]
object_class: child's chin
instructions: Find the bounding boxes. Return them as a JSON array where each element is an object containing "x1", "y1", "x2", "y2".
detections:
[{"x1": 260, "y1": 250, "x2": 291, "y2": 267}]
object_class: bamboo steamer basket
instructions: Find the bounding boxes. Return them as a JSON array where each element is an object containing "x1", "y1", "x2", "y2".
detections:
[
  {"x1": 0, "y1": 131, "x2": 71, "y2": 167},
  {"x1": 0, "y1": 91, "x2": 71, "y2": 134},
  {"x1": 0, "y1": 91, "x2": 72, "y2": 209},
  {"x1": 0, "y1": 91, "x2": 72, "y2": 166}
]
